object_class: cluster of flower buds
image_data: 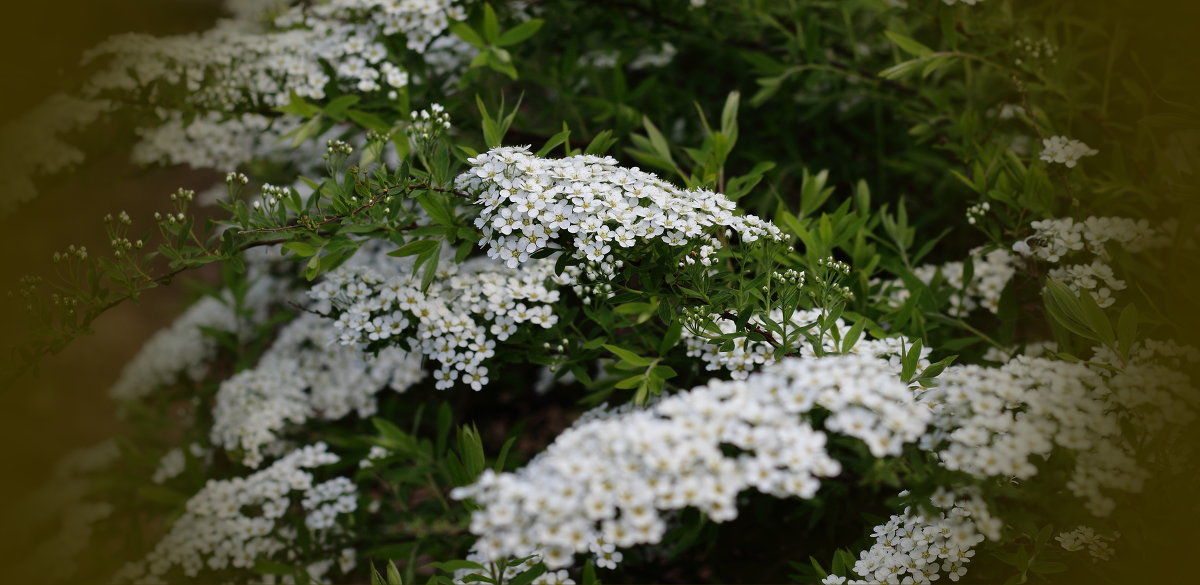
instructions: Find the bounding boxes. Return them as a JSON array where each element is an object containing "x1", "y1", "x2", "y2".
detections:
[
  {"x1": 52, "y1": 244, "x2": 89, "y2": 262},
  {"x1": 966, "y1": 201, "x2": 990, "y2": 225},
  {"x1": 411, "y1": 103, "x2": 451, "y2": 140}
]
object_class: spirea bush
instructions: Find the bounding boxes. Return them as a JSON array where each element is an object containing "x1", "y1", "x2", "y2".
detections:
[{"x1": 3, "y1": 0, "x2": 1199, "y2": 583}]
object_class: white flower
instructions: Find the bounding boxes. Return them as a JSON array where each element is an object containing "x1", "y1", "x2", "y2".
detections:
[
  {"x1": 452, "y1": 354, "x2": 928, "y2": 569},
  {"x1": 1039, "y1": 136, "x2": 1098, "y2": 168}
]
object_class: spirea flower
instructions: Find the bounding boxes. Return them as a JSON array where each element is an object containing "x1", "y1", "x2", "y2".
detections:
[
  {"x1": 1039, "y1": 136, "x2": 1097, "y2": 168},
  {"x1": 877, "y1": 248, "x2": 1016, "y2": 316},
  {"x1": 113, "y1": 443, "x2": 358, "y2": 583},
  {"x1": 316, "y1": 250, "x2": 566, "y2": 392},
  {"x1": 920, "y1": 356, "x2": 1150, "y2": 516},
  {"x1": 839, "y1": 488, "x2": 999, "y2": 584},
  {"x1": 452, "y1": 354, "x2": 929, "y2": 570},
  {"x1": 454, "y1": 147, "x2": 783, "y2": 279}
]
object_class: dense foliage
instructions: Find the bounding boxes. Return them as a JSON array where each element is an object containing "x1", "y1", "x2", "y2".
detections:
[{"x1": 3, "y1": 0, "x2": 1198, "y2": 583}]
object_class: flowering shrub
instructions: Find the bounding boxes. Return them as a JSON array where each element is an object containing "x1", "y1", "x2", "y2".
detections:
[{"x1": 3, "y1": 0, "x2": 1199, "y2": 583}]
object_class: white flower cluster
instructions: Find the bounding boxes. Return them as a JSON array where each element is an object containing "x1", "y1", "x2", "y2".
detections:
[
  {"x1": 223, "y1": 0, "x2": 287, "y2": 24},
  {"x1": 359, "y1": 445, "x2": 391, "y2": 468},
  {"x1": 1047, "y1": 260, "x2": 1126, "y2": 308},
  {"x1": 152, "y1": 447, "x2": 187, "y2": 484},
  {"x1": 1014, "y1": 36, "x2": 1058, "y2": 65},
  {"x1": 114, "y1": 443, "x2": 357, "y2": 583},
  {"x1": 878, "y1": 248, "x2": 1016, "y2": 316},
  {"x1": 683, "y1": 308, "x2": 927, "y2": 380},
  {"x1": 211, "y1": 361, "x2": 310, "y2": 468},
  {"x1": 209, "y1": 311, "x2": 425, "y2": 468},
  {"x1": 28, "y1": 502, "x2": 114, "y2": 582},
  {"x1": 108, "y1": 298, "x2": 232, "y2": 401},
  {"x1": 18, "y1": 439, "x2": 122, "y2": 581},
  {"x1": 85, "y1": 1, "x2": 467, "y2": 109},
  {"x1": 455, "y1": 147, "x2": 783, "y2": 274},
  {"x1": 52, "y1": 438, "x2": 122, "y2": 478},
  {"x1": 69, "y1": 0, "x2": 478, "y2": 179},
  {"x1": 1038, "y1": 136, "x2": 1097, "y2": 168},
  {"x1": 1012, "y1": 216, "x2": 1166, "y2": 262},
  {"x1": 411, "y1": 103, "x2": 452, "y2": 140},
  {"x1": 580, "y1": 41, "x2": 678, "y2": 71},
  {"x1": 0, "y1": 94, "x2": 112, "y2": 214},
  {"x1": 129, "y1": 111, "x2": 324, "y2": 171},
  {"x1": 272, "y1": 312, "x2": 426, "y2": 419},
  {"x1": 1056, "y1": 526, "x2": 1116, "y2": 562},
  {"x1": 1090, "y1": 340, "x2": 1200, "y2": 429},
  {"x1": 920, "y1": 356, "x2": 1146, "y2": 516},
  {"x1": 110, "y1": 264, "x2": 284, "y2": 403},
  {"x1": 315, "y1": 253, "x2": 565, "y2": 391},
  {"x1": 452, "y1": 354, "x2": 930, "y2": 569},
  {"x1": 835, "y1": 488, "x2": 999, "y2": 585},
  {"x1": 965, "y1": 201, "x2": 989, "y2": 224}
]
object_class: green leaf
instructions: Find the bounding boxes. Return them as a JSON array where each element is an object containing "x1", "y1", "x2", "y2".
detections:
[
  {"x1": 917, "y1": 355, "x2": 957, "y2": 381},
  {"x1": 275, "y1": 91, "x2": 322, "y2": 118},
  {"x1": 494, "y1": 436, "x2": 516, "y2": 472},
  {"x1": 347, "y1": 109, "x2": 392, "y2": 133},
  {"x1": 900, "y1": 338, "x2": 923, "y2": 382},
  {"x1": 386, "y1": 561, "x2": 404, "y2": 585},
  {"x1": 584, "y1": 130, "x2": 618, "y2": 156},
  {"x1": 809, "y1": 556, "x2": 828, "y2": 579},
  {"x1": 1076, "y1": 288, "x2": 1115, "y2": 347},
  {"x1": 449, "y1": 21, "x2": 485, "y2": 49},
  {"x1": 389, "y1": 240, "x2": 439, "y2": 257},
  {"x1": 602, "y1": 344, "x2": 653, "y2": 367},
  {"x1": 581, "y1": 560, "x2": 599, "y2": 585},
  {"x1": 650, "y1": 365, "x2": 677, "y2": 379},
  {"x1": 884, "y1": 31, "x2": 933, "y2": 57},
  {"x1": 1117, "y1": 303, "x2": 1138, "y2": 356},
  {"x1": 614, "y1": 302, "x2": 654, "y2": 315},
  {"x1": 427, "y1": 560, "x2": 486, "y2": 573},
  {"x1": 416, "y1": 192, "x2": 455, "y2": 227},
  {"x1": 420, "y1": 246, "x2": 441, "y2": 291},
  {"x1": 509, "y1": 563, "x2": 546, "y2": 585},
  {"x1": 615, "y1": 374, "x2": 644, "y2": 389},
  {"x1": 282, "y1": 242, "x2": 318, "y2": 257},
  {"x1": 879, "y1": 59, "x2": 924, "y2": 80},
  {"x1": 324, "y1": 95, "x2": 362, "y2": 121},
  {"x1": 659, "y1": 319, "x2": 683, "y2": 354},
  {"x1": 288, "y1": 116, "x2": 327, "y2": 147},
  {"x1": 482, "y1": 3, "x2": 500, "y2": 44},
  {"x1": 254, "y1": 559, "x2": 297, "y2": 575},
  {"x1": 720, "y1": 90, "x2": 740, "y2": 137},
  {"x1": 841, "y1": 319, "x2": 866, "y2": 353},
  {"x1": 496, "y1": 19, "x2": 544, "y2": 46},
  {"x1": 640, "y1": 116, "x2": 675, "y2": 167},
  {"x1": 1042, "y1": 279, "x2": 1091, "y2": 339},
  {"x1": 535, "y1": 124, "x2": 571, "y2": 157}
]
